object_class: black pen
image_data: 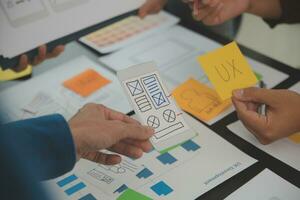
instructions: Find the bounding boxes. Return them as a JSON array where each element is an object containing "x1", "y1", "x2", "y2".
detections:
[{"x1": 258, "y1": 80, "x2": 267, "y2": 116}]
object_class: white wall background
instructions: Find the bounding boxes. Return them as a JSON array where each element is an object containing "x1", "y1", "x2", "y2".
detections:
[{"x1": 237, "y1": 14, "x2": 300, "y2": 69}]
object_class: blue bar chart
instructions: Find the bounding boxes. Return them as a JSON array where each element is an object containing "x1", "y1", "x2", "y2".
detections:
[
  {"x1": 157, "y1": 152, "x2": 177, "y2": 165},
  {"x1": 151, "y1": 181, "x2": 173, "y2": 196},
  {"x1": 65, "y1": 182, "x2": 86, "y2": 196}
]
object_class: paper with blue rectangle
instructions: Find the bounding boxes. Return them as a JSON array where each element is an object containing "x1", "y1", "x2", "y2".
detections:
[{"x1": 117, "y1": 62, "x2": 196, "y2": 151}]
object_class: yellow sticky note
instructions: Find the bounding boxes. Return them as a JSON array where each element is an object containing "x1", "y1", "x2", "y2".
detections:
[
  {"x1": 197, "y1": 41, "x2": 258, "y2": 100},
  {"x1": 172, "y1": 78, "x2": 232, "y2": 122},
  {"x1": 0, "y1": 65, "x2": 32, "y2": 81},
  {"x1": 63, "y1": 69, "x2": 111, "y2": 97},
  {"x1": 289, "y1": 132, "x2": 300, "y2": 144}
]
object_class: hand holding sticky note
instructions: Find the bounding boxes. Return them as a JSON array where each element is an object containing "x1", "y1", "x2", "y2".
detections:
[
  {"x1": 173, "y1": 78, "x2": 231, "y2": 122},
  {"x1": 197, "y1": 42, "x2": 258, "y2": 100}
]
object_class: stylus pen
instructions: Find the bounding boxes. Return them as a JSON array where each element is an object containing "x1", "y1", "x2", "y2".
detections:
[{"x1": 258, "y1": 80, "x2": 267, "y2": 116}]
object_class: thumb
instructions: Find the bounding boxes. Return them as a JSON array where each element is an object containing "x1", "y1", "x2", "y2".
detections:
[
  {"x1": 232, "y1": 97, "x2": 267, "y2": 141},
  {"x1": 233, "y1": 87, "x2": 276, "y2": 105}
]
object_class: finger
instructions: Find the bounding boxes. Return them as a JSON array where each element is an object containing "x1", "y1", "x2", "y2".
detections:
[
  {"x1": 246, "y1": 102, "x2": 260, "y2": 112},
  {"x1": 123, "y1": 139, "x2": 153, "y2": 152},
  {"x1": 82, "y1": 151, "x2": 121, "y2": 165},
  {"x1": 103, "y1": 106, "x2": 140, "y2": 125},
  {"x1": 15, "y1": 54, "x2": 29, "y2": 72},
  {"x1": 202, "y1": 2, "x2": 224, "y2": 25},
  {"x1": 107, "y1": 121, "x2": 154, "y2": 141},
  {"x1": 193, "y1": 5, "x2": 214, "y2": 21},
  {"x1": 139, "y1": 1, "x2": 161, "y2": 18},
  {"x1": 202, "y1": 3, "x2": 223, "y2": 26},
  {"x1": 232, "y1": 98, "x2": 270, "y2": 143},
  {"x1": 33, "y1": 45, "x2": 47, "y2": 65},
  {"x1": 46, "y1": 45, "x2": 65, "y2": 59},
  {"x1": 233, "y1": 88, "x2": 278, "y2": 106},
  {"x1": 109, "y1": 142, "x2": 143, "y2": 159}
]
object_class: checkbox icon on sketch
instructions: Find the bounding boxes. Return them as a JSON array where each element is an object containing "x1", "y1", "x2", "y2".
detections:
[
  {"x1": 126, "y1": 80, "x2": 143, "y2": 96},
  {"x1": 141, "y1": 74, "x2": 170, "y2": 109},
  {"x1": 134, "y1": 95, "x2": 152, "y2": 112},
  {"x1": 163, "y1": 109, "x2": 176, "y2": 123},
  {"x1": 147, "y1": 115, "x2": 160, "y2": 129},
  {"x1": 152, "y1": 92, "x2": 167, "y2": 107}
]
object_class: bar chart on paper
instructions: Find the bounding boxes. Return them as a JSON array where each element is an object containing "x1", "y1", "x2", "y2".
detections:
[
  {"x1": 45, "y1": 138, "x2": 203, "y2": 200},
  {"x1": 45, "y1": 114, "x2": 257, "y2": 200}
]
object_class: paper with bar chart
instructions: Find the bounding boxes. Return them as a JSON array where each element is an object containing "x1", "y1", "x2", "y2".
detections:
[
  {"x1": 227, "y1": 82, "x2": 300, "y2": 171},
  {"x1": 44, "y1": 113, "x2": 257, "y2": 200}
]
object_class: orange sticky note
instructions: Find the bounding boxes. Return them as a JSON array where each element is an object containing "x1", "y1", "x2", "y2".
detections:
[
  {"x1": 197, "y1": 41, "x2": 258, "y2": 100},
  {"x1": 172, "y1": 78, "x2": 232, "y2": 122},
  {"x1": 63, "y1": 69, "x2": 110, "y2": 97},
  {"x1": 288, "y1": 132, "x2": 300, "y2": 144}
]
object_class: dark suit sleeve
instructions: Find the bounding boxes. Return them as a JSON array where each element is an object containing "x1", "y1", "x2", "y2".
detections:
[
  {"x1": 264, "y1": 0, "x2": 300, "y2": 27},
  {"x1": 2, "y1": 114, "x2": 76, "y2": 180}
]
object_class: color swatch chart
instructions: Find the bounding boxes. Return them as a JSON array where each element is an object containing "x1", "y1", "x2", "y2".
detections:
[{"x1": 80, "y1": 11, "x2": 179, "y2": 53}]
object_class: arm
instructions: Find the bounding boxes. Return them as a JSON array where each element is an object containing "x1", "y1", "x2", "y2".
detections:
[
  {"x1": 2, "y1": 114, "x2": 76, "y2": 180},
  {"x1": 1, "y1": 104, "x2": 154, "y2": 180}
]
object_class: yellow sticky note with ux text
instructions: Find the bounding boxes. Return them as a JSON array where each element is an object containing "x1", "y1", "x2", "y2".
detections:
[{"x1": 197, "y1": 41, "x2": 258, "y2": 100}]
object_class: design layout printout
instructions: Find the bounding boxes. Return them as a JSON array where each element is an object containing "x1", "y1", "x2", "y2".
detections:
[
  {"x1": 0, "y1": 0, "x2": 145, "y2": 58},
  {"x1": 99, "y1": 25, "x2": 289, "y2": 124},
  {"x1": 0, "y1": 56, "x2": 131, "y2": 123},
  {"x1": 44, "y1": 113, "x2": 257, "y2": 200},
  {"x1": 80, "y1": 11, "x2": 179, "y2": 53},
  {"x1": 225, "y1": 169, "x2": 300, "y2": 200},
  {"x1": 227, "y1": 82, "x2": 300, "y2": 171},
  {"x1": 117, "y1": 62, "x2": 196, "y2": 151}
]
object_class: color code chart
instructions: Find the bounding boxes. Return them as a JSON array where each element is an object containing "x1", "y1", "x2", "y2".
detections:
[{"x1": 80, "y1": 11, "x2": 179, "y2": 53}]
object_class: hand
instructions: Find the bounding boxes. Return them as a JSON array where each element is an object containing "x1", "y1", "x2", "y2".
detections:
[
  {"x1": 232, "y1": 87, "x2": 300, "y2": 144},
  {"x1": 139, "y1": 0, "x2": 168, "y2": 18},
  {"x1": 68, "y1": 103, "x2": 154, "y2": 165},
  {"x1": 15, "y1": 45, "x2": 65, "y2": 72},
  {"x1": 182, "y1": 0, "x2": 250, "y2": 25}
]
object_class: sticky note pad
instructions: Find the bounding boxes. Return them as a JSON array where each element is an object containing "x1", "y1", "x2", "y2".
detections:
[
  {"x1": 0, "y1": 65, "x2": 32, "y2": 81},
  {"x1": 172, "y1": 78, "x2": 231, "y2": 122},
  {"x1": 197, "y1": 41, "x2": 258, "y2": 100},
  {"x1": 289, "y1": 132, "x2": 300, "y2": 144},
  {"x1": 63, "y1": 69, "x2": 110, "y2": 97}
]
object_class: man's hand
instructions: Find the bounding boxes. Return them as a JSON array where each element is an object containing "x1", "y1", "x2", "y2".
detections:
[
  {"x1": 139, "y1": 0, "x2": 168, "y2": 18},
  {"x1": 68, "y1": 104, "x2": 154, "y2": 165},
  {"x1": 232, "y1": 88, "x2": 300, "y2": 144},
  {"x1": 182, "y1": 0, "x2": 250, "y2": 25},
  {"x1": 15, "y1": 45, "x2": 65, "y2": 72}
]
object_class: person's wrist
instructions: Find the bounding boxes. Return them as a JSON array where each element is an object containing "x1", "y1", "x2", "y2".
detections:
[{"x1": 68, "y1": 121, "x2": 83, "y2": 161}]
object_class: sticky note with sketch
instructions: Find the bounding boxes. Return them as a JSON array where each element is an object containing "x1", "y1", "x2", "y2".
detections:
[{"x1": 117, "y1": 62, "x2": 196, "y2": 151}]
